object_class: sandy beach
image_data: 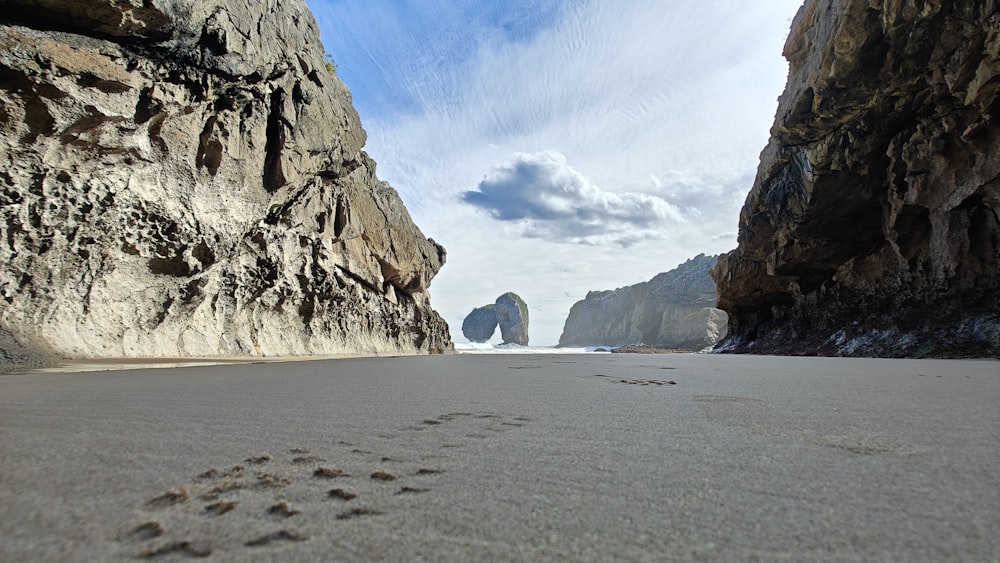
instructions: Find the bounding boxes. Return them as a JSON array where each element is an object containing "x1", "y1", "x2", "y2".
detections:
[{"x1": 1, "y1": 353, "x2": 997, "y2": 561}]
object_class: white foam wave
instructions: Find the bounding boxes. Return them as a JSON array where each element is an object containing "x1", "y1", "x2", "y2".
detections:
[{"x1": 454, "y1": 343, "x2": 590, "y2": 354}]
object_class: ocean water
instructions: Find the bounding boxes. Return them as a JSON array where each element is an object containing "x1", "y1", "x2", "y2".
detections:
[
  {"x1": 454, "y1": 342, "x2": 597, "y2": 354},
  {"x1": 455, "y1": 343, "x2": 714, "y2": 355}
]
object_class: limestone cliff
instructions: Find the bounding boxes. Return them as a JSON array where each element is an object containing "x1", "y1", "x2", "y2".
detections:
[
  {"x1": 712, "y1": 0, "x2": 999, "y2": 357},
  {"x1": 0, "y1": 0, "x2": 453, "y2": 362},
  {"x1": 559, "y1": 254, "x2": 727, "y2": 350}
]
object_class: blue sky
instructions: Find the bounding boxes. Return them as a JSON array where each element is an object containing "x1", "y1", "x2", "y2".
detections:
[{"x1": 306, "y1": 0, "x2": 804, "y2": 346}]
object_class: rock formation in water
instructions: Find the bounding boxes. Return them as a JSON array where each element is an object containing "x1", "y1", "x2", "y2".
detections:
[
  {"x1": 0, "y1": 0, "x2": 453, "y2": 364},
  {"x1": 712, "y1": 0, "x2": 999, "y2": 357},
  {"x1": 494, "y1": 292, "x2": 529, "y2": 346},
  {"x1": 461, "y1": 304, "x2": 498, "y2": 343},
  {"x1": 559, "y1": 254, "x2": 727, "y2": 350},
  {"x1": 460, "y1": 293, "x2": 529, "y2": 345}
]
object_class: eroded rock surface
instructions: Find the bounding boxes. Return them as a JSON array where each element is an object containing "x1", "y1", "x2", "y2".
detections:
[
  {"x1": 494, "y1": 292, "x2": 529, "y2": 346},
  {"x1": 559, "y1": 254, "x2": 727, "y2": 350},
  {"x1": 460, "y1": 305, "x2": 497, "y2": 343},
  {"x1": 0, "y1": 0, "x2": 452, "y2": 360},
  {"x1": 712, "y1": 0, "x2": 999, "y2": 357}
]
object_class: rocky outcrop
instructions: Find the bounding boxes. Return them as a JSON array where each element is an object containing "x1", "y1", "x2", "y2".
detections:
[
  {"x1": 610, "y1": 344, "x2": 688, "y2": 354},
  {"x1": 0, "y1": 327, "x2": 52, "y2": 373},
  {"x1": 494, "y1": 292, "x2": 529, "y2": 346},
  {"x1": 460, "y1": 293, "x2": 529, "y2": 345},
  {"x1": 712, "y1": 0, "x2": 999, "y2": 357},
  {"x1": 559, "y1": 254, "x2": 728, "y2": 350},
  {"x1": 0, "y1": 0, "x2": 453, "y2": 360},
  {"x1": 461, "y1": 305, "x2": 498, "y2": 343}
]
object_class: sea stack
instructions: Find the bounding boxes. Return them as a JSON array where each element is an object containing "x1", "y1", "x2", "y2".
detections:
[
  {"x1": 461, "y1": 305, "x2": 498, "y2": 343},
  {"x1": 494, "y1": 292, "x2": 529, "y2": 346},
  {"x1": 460, "y1": 293, "x2": 529, "y2": 345}
]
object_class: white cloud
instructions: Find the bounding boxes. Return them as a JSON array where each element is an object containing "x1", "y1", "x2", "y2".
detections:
[
  {"x1": 306, "y1": 0, "x2": 804, "y2": 345},
  {"x1": 463, "y1": 151, "x2": 683, "y2": 246}
]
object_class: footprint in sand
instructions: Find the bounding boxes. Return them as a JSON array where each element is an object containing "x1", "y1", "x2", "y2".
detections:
[
  {"x1": 136, "y1": 540, "x2": 212, "y2": 559},
  {"x1": 593, "y1": 374, "x2": 677, "y2": 386},
  {"x1": 399, "y1": 411, "x2": 531, "y2": 438},
  {"x1": 245, "y1": 529, "x2": 308, "y2": 547},
  {"x1": 120, "y1": 412, "x2": 531, "y2": 558}
]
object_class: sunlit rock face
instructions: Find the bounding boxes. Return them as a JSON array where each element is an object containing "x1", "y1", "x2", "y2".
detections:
[
  {"x1": 712, "y1": 0, "x2": 999, "y2": 357},
  {"x1": 0, "y1": 0, "x2": 452, "y2": 361},
  {"x1": 559, "y1": 254, "x2": 727, "y2": 350}
]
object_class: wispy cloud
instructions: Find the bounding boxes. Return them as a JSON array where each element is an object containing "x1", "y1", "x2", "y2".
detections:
[
  {"x1": 308, "y1": 0, "x2": 567, "y2": 120},
  {"x1": 463, "y1": 151, "x2": 682, "y2": 246},
  {"x1": 306, "y1": 0, "x2": 803, "y2": 344}
]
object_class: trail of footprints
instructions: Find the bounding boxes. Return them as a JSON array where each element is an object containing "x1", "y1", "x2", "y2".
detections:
[
  {"x1": 593, "y1": 373, "x2": 677, "y2": 386},
  {"x1": 120, "y1": 412, "x2": 531, "y2": 559}
]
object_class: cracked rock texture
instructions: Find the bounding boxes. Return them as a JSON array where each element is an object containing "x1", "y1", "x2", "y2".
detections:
[
  {"x1": 559, "y1": 254, "x2": 727, "y2": 351},
  {"x1": 0, "y1": 0, "x2": 452, "y2": 363},
  {"x1": 712, "y1": 0, "x2": 999, "y2": 357}
]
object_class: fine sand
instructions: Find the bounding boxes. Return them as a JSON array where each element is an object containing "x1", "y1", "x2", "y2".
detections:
[
  {"x1": 33, "y1": 354, "x2": 359, "y2": 374},
  {"x1": 1, "y1": 354, "x2": 997, "y2": 561}
]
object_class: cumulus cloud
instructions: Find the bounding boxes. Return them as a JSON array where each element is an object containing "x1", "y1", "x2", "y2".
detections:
[{"x1": 462, "y1": 151, "x2": 683, "y2": 246}]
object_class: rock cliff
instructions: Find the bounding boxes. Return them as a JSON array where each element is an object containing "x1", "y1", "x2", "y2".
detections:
[
  {"x1": 559, "y1": 254, "x2": 728, "y2": 350},
  {"x1": 712, "y1": 0, "x2": 999, "y2": 357},
  {"x1": 0, "y1": 0, "x2": 452, "y2": 363}
]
